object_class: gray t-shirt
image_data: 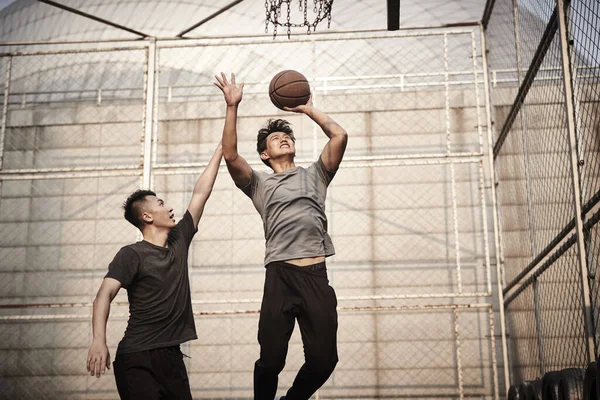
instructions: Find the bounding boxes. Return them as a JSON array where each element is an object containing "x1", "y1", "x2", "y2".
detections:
[{"x1": 241, "y1": 156, "x2": 336, "y2": 266}]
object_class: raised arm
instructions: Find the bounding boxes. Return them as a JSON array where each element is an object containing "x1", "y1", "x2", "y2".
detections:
[
  {"x1": 187, "y1": 141, "x2": 223, "y2": 229},
  {"x1": 86, "y1": 277, "x2": 121, "y2": 378},
  {"x1": 286, "y1": 95, "x2": 348, "y2": 171},
  {"x1": 214, "y1": 72, "x2": 253, "y2": 188}
]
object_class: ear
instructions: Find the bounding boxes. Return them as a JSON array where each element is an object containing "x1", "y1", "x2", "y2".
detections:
[
  {"x1": 142, "y1": 211, "x2": 153, "y2": 224},
  {"x1": 260, "y1": 151, "x2": 269, "y2": 161}
]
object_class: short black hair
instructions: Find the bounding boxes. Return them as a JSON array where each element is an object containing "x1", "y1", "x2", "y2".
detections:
[
  {"x1": 256, "y1": 118, "x2": 296, "y2": 168},
  {"x1": 123, "y1": 189, "x2": 156, "y2": 230}
]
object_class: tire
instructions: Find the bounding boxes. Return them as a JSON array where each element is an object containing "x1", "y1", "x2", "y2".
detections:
[
  {"x1": 544, "y1": 371, "x2": 563, "y2": 400},
  {"x1": 508, "y1": 384, "x2": 521, "y2": 400},
  {"x1": 525, "y1": 379, "x2": 542, "y2": 400},
  {"x1": 583, "y1": 361, "x2": 597, "y2": 400},
  {"x1": 518, "y1": 382, "x2": 528, "y2": 400},
  {"x1": 559, "y1": 368, "x2": 586, "y2": 400}
]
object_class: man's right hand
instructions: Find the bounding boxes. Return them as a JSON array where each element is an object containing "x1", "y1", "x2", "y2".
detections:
[
  {"x1": 214, "y1": 72, "x2": 244, "y2": 106},
  {"x1": 86, "y1": 338, "x2": 110, "y2": 378}
]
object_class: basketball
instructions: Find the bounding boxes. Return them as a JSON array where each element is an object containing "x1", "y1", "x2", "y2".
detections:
[{"x1": 269, "y1": 70, "x2": 311, "y2": 110}]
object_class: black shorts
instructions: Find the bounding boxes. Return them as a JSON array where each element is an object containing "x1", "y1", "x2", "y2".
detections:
[{"x1": 113, "y1": 345, "x2": 192, "y2": 400}]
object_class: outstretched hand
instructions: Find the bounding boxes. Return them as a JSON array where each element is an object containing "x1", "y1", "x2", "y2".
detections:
[
  {"x1": 283, "y1": 93, "x2": 313, "y2": 114},
  {"x1": 214, "y1": 72, "x2": 244, "y2": 106}
]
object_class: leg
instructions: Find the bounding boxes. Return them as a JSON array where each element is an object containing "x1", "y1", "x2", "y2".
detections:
[
  {"x1": 113, "y1": 351, "x2": 162, "y2": 400},
  {"x1": 255, "y1": 265, "x2": 298, "y2": 400},
  {"x1": 285, "y1": 266, "x2": 339, "y2": 400},
  {"x1": 153, "y1": 346, "x2": 193, "y2": 400}
]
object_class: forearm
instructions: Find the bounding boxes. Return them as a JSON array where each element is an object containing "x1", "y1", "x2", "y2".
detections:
[
  {"x1": 192, "y1": 144, "x2": 223, "y2": 197},
  {"x1": 222, "y1": 105, "x2": 240, "y2": 162},
  {"x1": 305, "y1": 106, "x2": 347, "y2": 139},
  {"x1": 91, "y1": 295, "x2": 111, "y2": 341}
]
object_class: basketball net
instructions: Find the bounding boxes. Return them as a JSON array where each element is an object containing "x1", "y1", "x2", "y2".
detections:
[{"x1": 265, "y1": 0, "x2": 334, "y2": 39}]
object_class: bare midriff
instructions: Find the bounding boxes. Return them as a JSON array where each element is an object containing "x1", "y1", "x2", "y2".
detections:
[{"x1": 284, "y1": 255, "x2": 326, "y2": 267}]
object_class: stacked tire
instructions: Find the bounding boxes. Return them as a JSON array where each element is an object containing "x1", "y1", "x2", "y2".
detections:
[{"x1": 507, "y1": 363, "x2": 597, "y2": 400}]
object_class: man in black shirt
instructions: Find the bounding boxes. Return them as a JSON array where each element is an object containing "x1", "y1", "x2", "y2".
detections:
[{"x1": 86, "y1": 142, "x2": 223, "y2": 400}]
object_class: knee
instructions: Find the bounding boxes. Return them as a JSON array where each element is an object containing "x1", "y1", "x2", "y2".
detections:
[
  {"x1": 323, "y1": 357, "x2": 338, "y2": 375},
  {"x1": 310, "y1": 356, "x2": 338, "y2": 378},
  {"x1": 255, "y1": 357, "x2": 286, "y2": 375}
]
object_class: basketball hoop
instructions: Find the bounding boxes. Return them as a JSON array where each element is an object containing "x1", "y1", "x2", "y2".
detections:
[{"x1": 265, "y1": 0, "x2": 334, "y2": 39}]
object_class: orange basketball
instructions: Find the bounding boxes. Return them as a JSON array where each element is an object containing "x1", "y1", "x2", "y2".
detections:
[{"x1": 269, "y1": 70, "x2": 311, "y2": 110}]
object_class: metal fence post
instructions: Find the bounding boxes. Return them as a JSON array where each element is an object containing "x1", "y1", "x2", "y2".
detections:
[
  {"x1": 480, "y1": 25, "x2": 511, "y2": 393},
  {"x1": 0, "y1": 56, "x2": 11, "y2": 171},
  {"x1": 142, "y1": 37, "x2": 157, "y2": 190},
  {"x1": 533, "y1": 278, "x2": 546, "y2": 376},
  {"x1": 556, "y1": 0, "x2": 595, "y2": 362}
]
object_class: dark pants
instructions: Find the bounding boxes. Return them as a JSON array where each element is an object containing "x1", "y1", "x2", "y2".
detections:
[
  {"x1": 254, "y1": 261, "x2": 339, "y2": 400},
  {"x1": 113, "y1": 345, "x2": 192, "y2": 400}
]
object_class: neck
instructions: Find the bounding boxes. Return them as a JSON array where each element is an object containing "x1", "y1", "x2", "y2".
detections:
[
  {"x1": 271, "y1": 159, "x2": 296, "y2": 174},
  {"x1": 142, "y1": 226, "x2": 170, "y2": 247}
]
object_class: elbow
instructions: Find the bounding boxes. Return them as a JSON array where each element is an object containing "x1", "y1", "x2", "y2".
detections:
[
  {"x1": 334, "y1": 129, "x2": 348, "y2": 141},
  {"x1": 93, "y1": 290, "x2": 113, "y2": 307},
  {"x1": 93, "y1": 293, "x2": 106, "y2": 304},
  {"x1": 337, "y1": 130, "x2": 348, "y2": 146},
  {"x1": 92, "y1": 295, "x2": 102, "y2": 310},
  {"x1": 223, "y1": 151, "x2": 239, "y2": 164}
]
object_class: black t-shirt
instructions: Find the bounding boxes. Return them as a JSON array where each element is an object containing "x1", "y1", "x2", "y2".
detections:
[{"x1": 105, "y1": 210, "x2": 198, "y2": 355}]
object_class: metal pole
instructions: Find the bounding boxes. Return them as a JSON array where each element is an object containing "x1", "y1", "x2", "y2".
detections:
[
  {"x1": 37, "y1": 0, "x2": 149, "y2": 38},
  {"x1": 150, "y1": 45, "x2": 160, "y2": 190},
  {"x1": 142, "y1": 38, "x2": 157, "y2": 190},
  {"x1": 489, "y1": 306, "x2": 500, "y2": 400},
  {"x1": 470, "y1": 30, "x2": 493, "y2": 296},
  {"x1": 0, "y1": 56, "x2": 11, "y2": 170},
  {"x1": 533, "y1": 278, "x2": 546, "y2": 375},
  {"x1": 444, "y1": 33, "x2": 463, "y2": 293},
  {"x1": 453, "y1": 308, "x2": 465, "y2": 400},
  {"x1": 480, "y1": 24, "x2": 511, "y2": 393},
  {"x1": 556, "y1": 0, "x2": 595, "y2": 362}
]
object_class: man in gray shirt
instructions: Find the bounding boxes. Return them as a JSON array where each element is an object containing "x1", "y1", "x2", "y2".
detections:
[{"x1": 214, "y1": 72, "x2": 348, "y2": 400}]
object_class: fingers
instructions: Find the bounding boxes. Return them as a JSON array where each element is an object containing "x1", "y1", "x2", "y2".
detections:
[
  {"x1": 214, "y1": 73, "x2": 243, "y2": 89},
  {"x1": 86, "y1": 353, "x2": 109, "y2": 377},
  {"x1": 95, "y1": 355, "x2": 104, "y2": 377},
  {"x1": 214, "y1": 74, "x2": 224, "y2": 88}
]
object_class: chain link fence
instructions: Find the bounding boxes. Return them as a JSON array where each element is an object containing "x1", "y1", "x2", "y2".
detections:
[
  {"x1": 484, "y1": 0, "x2": 599, "y2": 387},
  {"x1": 0, "y1": 28, "x2": 501, "y2": 399}
]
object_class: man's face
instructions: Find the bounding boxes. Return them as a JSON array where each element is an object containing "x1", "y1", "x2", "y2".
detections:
[
  {"x1": 262, "y1": 131, "x2": 296, "y2": 163},
  {"x1": 141, "y1": 196, "x2": 176, "y2": 229}
]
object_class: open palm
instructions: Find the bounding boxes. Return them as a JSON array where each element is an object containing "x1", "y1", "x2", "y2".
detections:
[{"x1": 214, "y1": 72, "x2": 244, "y2": 106}]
